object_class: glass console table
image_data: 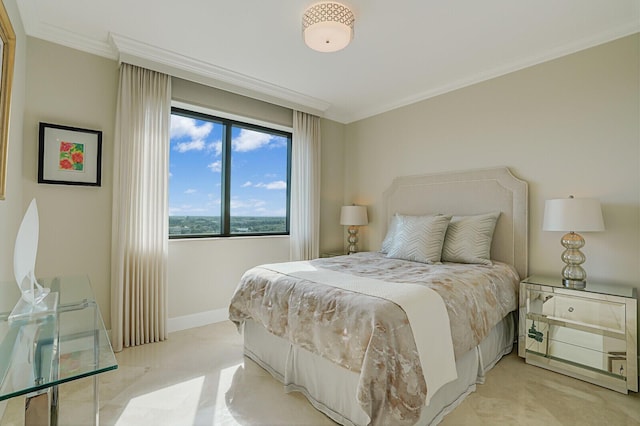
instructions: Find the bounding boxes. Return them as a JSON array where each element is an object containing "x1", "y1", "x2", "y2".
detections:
[{"x1": 0, "y1": 276, "x2": 118, "y2": 425}]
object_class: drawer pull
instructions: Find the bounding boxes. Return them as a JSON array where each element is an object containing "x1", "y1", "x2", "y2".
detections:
[{"x1": 568, "y1": 307, "x2": 574, "y2": 312}]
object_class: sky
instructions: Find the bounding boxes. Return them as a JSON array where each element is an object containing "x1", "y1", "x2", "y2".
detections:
[{"x1": 169, "y1": 113, "x2": 289, "y2": 217}]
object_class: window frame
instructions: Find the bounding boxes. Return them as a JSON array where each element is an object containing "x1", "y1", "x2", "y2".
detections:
[{"x1": 169, "y1": 106, "x2": 292, "y2": 239}]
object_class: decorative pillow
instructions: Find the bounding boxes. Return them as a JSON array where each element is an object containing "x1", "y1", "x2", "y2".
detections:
[
  {"x1": 380, "y1": 214, "x2": 401, "y2": 254},
  {"x1": 386, "y1": 215, "x2": 451, "y2": 264},
  {"x1": 441, "y1": 212, "x2": 500, "y2": 265}
]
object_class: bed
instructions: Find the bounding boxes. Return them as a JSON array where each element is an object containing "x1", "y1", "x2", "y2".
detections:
[{"x1": 229, "y1": 167, "x2": 528, "y2": 425}]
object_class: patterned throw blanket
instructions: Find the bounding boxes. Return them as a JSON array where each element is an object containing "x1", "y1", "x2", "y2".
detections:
[{"x1": 229, "y1": 252, "x2": 519, "y2": 425}]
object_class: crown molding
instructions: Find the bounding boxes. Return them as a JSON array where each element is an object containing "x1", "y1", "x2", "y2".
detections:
[
  {"x1": 344, "y1": 22, "x2": 640, "y2": 124},
  {"x1": 109, "y1": 33, "x2": 331, "y2": 117},
  {"x1": 18, "y1": 8, "x2": 116, "y2": 60}
]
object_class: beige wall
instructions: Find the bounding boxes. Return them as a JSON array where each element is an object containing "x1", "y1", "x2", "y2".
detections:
[
  {"x1": 22, "y1": 38, "x2": 119, "y2": 326},
  {"x1": 0, "y1": 0, "x2": 26, "y2": 281},
  {"x1": 345, "y1": 35, "x2": 639, "y2": 291}
]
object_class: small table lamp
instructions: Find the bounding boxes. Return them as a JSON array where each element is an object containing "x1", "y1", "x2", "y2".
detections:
[
  {"x1": 340, "y1": 205, "x2": 368, "y2": 254},
  {"x1": 543, "y1": 196, "x2": 605, "y2": 288}
]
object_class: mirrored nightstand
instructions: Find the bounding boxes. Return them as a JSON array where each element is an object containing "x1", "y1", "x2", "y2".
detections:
[{"x1": 518, "y1": 275, "x2": 637, "y2": 393}]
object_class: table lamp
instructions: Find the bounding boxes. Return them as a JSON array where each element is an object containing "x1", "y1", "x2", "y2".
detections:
[
  {"x1": 340, "y1": 205, "x2": 368, "y2": 254},
  {"x1": 543, "y1": 196, "x2": 604, "y2": 288}
]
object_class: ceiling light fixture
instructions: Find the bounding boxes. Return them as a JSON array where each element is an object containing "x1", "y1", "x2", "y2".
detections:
[{"x1": 303, "y1": 2, "x2": 355, "y2": 53}]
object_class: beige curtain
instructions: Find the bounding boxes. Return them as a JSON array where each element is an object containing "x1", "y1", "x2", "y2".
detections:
[
  {"x1": 111, "y1": 63, "x2": 171, "y2": 352},
  {"x1": 290, "y1": 111, "x2": 321, "y2": 260}
]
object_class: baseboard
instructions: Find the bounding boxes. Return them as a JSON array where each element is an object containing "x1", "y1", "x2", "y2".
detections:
[{"x1": 168, "y1": 308, "x2": 229, "y2": 333}]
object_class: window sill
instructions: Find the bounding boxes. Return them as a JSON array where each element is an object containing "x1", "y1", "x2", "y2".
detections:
[{"x1": 169, "y1": 234, "x2": 290, "y2": 243}]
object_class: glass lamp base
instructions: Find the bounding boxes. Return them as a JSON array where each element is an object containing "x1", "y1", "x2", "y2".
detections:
[
  {"x1": 562, "y1": 278, "x2": 586, "y2": 289},
  {"x1": 346, "y1": 225, "x2": 359, "y2": 255},
  {"x1": 560, "y1": 231, "x2": 588, "y2": 290}
]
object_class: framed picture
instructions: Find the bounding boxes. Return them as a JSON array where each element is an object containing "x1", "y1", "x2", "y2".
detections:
[{"x1": 38, "y1": 122, "x2": 102, "y2": 186}]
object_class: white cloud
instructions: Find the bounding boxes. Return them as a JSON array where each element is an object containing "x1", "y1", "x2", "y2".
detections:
[
  {"x1": 175, "y1": 139, "x2": 205, "y2": 152},
  {"x1": 232, "y1": 129, "x2": 274, "y2": 152},
  {"x1": 230, "y1": 199, "x2": 251, "y2": 209},
  {"x1": 269, "y1": 136, "x2": 288, "y2": 149},
  {"x1": 171, "y1": 115, "x2": 213, "y2": 139},
  {"x1": 169, "y1": 201, "x2": 219, "y2": 215},
  {"x1": 241, "y1": 181, "x2": 253, "y2": 187},
  {"x1": 171, "y1": 115, "x2": 218, "y2": 153},
  {"x1": 208, "y1": 161, "x2": 221, "y2": 173},
  {"x1": 174, "y1": 138, "x2": 222, "y2": 154},
  {"x1": 169, "y1": 204, "x2": 192, "y2": 214},
  {"x1": 255, "y1": 180, "x2": 287, "y2": 190},
  {"x1": 211, "y1": 141, "x2": 222, "y2": 156},
  {"x1": 169, "y1": 205, "x2": 208, "y2": 215},
  {"x1": 230, "y1": 198, "x2": 267, "y2": 208},
  {"x1": 184, "y1": 189, "x2": 197, "y2": 194},
  {"x1": 230, "y1": 204, "x2": 286, "y2": 217}
]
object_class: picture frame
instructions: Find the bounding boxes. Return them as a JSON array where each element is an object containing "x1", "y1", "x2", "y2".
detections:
[
  {"x1": 0, "y1": 1, "x2": 16, "y2": 199},
  {"x1": 38, "y1": 122, "x2": 102, "y2": 186}
]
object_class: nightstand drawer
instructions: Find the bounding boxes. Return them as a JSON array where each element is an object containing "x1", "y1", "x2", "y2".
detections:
[
  {"x1": 549, "y1": 326, "x2": 596, "y2": 349},
  {"x1": 525, "y1": 317, "x2": 626, "y2": 359},
  {"x1": 548, "y1": 339, "x2": 624, "y2": 373},
  {"x1": 537, "y1": 291, "x2": 626, "y2": 333}
]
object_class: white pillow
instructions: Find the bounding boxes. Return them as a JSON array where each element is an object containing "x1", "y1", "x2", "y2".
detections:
[
  {"x1": 441, "y1": 212, "x2": 500, "y2": 265},
  {"x1": 380, "y1": 214, "x2": 401, "y2": 254},
  {"x1": 386, "y1": 215, "x2": 451, "y2": 264}
]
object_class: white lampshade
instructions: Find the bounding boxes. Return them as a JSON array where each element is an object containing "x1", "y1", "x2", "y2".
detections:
[
  {"x1": 340, "y1": 205, "x2": 368, "y2": 226},
  {"x1": 303, "y1": 2, "x2": 355, "y2": 53},
  {"x1": 543, "y1": 197, "x2": 604, "y2": 232}
]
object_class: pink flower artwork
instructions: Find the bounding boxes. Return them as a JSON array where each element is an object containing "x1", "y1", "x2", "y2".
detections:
[{"x1": 59, "y1": 141, "x2": 84, "y2": 172}]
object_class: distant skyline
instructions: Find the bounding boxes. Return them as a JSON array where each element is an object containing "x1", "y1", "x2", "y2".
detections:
[{"x1": 169, "y1": 113, "x2": 289, "y2": 217}]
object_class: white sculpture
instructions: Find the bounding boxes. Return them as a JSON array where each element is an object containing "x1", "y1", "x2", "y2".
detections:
[{"x1": 9, "y1": 199, "x2": 57, "y2": 320}]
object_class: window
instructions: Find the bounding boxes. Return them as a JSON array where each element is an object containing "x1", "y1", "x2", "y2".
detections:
[{"x1": 169, "y1": 107, "x2": 291, "y2": 238}]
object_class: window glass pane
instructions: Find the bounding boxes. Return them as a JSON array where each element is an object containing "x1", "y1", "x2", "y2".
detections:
[
  {"x1": 168, "y1": 107, "x2": 291, "y2": 238},
  {"x1": 229, "y1": 125, "x2": 289, "y2": 234},
  {"x1": 169, "y1": 113, "x2": 223, "y2": 236}
]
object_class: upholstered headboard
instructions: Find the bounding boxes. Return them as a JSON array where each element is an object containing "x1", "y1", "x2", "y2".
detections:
[{"x1": 381, "y1": 167, "x2": 528, "y2": 279}]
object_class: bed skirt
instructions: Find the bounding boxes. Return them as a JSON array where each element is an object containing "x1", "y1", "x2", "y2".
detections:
[{"x1": 243, "y1": 312, "x2": 515, "y2": 426}]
